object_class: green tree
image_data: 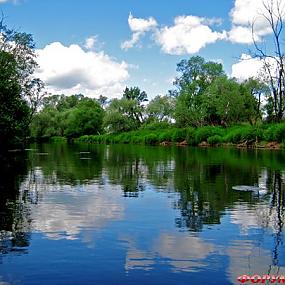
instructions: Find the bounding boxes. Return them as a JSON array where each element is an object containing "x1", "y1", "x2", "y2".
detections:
[
  {"x1": 103, "y1": 87, "x2": 148, "y2": 133},
  {"x1": 65, "y1": 99, "x2": 104, "y2": 138},
  {"x1": 103, "y1": 98, "x2": 138, "y2": 133},
  {"x1": 173, "y1": 56, "x2": 225, "y2": 127},
  {"x1": 0, "y1": 51, "x2": 30, "y2": 146},
  {"x1": 31, "y1": 95, "x2": 104, "y2": 139},
  {"x1": 146, "y1": 95, "x2": 175, "y2": 123},
  {"x1": 0, "y1": 20, "x2": 44, "y2": 146}
]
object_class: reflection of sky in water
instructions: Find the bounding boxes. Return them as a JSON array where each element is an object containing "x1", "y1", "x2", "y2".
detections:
[{"x1": 1, "y1": 146, "x2": 285, "y2": 285}]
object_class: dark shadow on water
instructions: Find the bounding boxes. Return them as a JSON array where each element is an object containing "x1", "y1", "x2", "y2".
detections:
[{"x1": 0, "y1": 150, "x2": 31, "y2": 256}]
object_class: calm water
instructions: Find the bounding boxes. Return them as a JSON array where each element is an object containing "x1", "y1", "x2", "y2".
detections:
[{"x1": 0, "y1": 143, "x2": 285, "y2": 285}]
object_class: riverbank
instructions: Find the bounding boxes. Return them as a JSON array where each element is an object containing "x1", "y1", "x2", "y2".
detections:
[{"x1": 73, "y1": 123, "x2": 285, "y2": 149}]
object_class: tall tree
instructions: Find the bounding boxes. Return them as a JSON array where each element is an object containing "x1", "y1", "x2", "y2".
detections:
[
  {"x1": 252, "y1": 0, "x2": 285, "y2": 121},
  {"x1": 0, "y1": 19, "x2": 44, "y2": 146},
  {"x1": 173, "y1": 56, "x2": 225, "y2": 127}
]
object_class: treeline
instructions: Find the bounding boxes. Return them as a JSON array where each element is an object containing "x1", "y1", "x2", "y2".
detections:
[
  {"x1": 1, "y1": 21, "x2": 285, "y2": 147},
  {"x1": 31, "y1": 56, "x2": 283, "y2": 144}
]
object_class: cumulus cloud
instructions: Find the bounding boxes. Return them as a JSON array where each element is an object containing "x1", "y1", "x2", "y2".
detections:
[
  {"x1": 121, "y1": 13, "x2": 158, "y2": 50},
  {"x1": 155, "y1": 15, "x2": 227, "y2": 55},
  {"x1": 228, "y1": 0, "x2": 285, "y2": 43},
  {"x1": 36, "y1": 42, "x2": 129, "y2": 98},
  {"x1": 84, "y1": 36, "x2": 97, "y2": 50},
  {"x1": 122, "y1": 14, "x2": 226, "y2": 55},
  {"x1": 231, "y1": 53, "x2": 264, "y2": 81}
]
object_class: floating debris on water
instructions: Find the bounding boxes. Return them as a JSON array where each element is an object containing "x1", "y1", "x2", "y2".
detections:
[
  {"x1": 36, "y1": 153, "x2": 49, "y2": 155},
  {"x1": 232, "y1": 185, "x2": 268, "y2": 196},
  {"x1": 79, "y1": 152, "x2": 91, "y2": 154}
]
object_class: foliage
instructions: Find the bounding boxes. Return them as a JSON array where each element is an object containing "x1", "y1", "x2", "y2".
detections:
[
  {"x1": 146, "y1": 95, "x2": 175, "y2": 123},
  {"x1": 207, "y1": 135, "x2": 223, "y2": 145},
  {"x1": 0, "y1": 20, "x2": 43, "y2": 147},
  {"x1": 173, "y1": 56, "x2": 224, "y2": 127},
  {"x1": 30, "y1": 95, "x2": 104, "y2": 139},
  {"x1": 194, "y1": 126, "x2": 224, "y2": 144},
  {"x1": 103, "y1": 87, "x2": 148, "y2": 133}
]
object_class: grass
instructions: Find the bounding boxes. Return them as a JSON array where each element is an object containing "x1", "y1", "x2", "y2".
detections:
[{"x1": 74, "y1": 123, "x2": 285, "y2": 148}]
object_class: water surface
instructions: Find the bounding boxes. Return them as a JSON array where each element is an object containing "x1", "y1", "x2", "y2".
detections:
[{"x1": 0, "y1": 144, "x2": 285, "y2": 284}]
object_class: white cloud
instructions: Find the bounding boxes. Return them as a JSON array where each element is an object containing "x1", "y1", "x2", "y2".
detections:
[
  {"x1": 155, "y1": 15, "x2": 227, "y2": 55},
  {"x1": 228, "y1": 0, "x2": 285, "y2": 43},
  {"x1": 228, "y1": 26, "x2": 254, "y2": 44},
  {"x1": 121, "y1": 13, "x2": 158, "y2": 50},
  {"x1": 36, "y1": 42, "x2": 129, "y2": 98},
  {"x1": 128, "y1": 13, "x2": 157, "y2": 33},
  {"x1": 84, "y1": 36, "x2": 97, "y2": 50},
  {"x1": 231, "y1": 53, "x2": 264, "y2": 81}
]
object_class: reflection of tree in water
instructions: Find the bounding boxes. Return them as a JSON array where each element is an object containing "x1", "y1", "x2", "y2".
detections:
[
  {"x1": 28, "y1": 143, "x2": 104, "y2": 185},
  {"x1": 0, "y1": 151, "x2": 31, "y2": 256},
  {"x1": 267, "y1": 171, "x2": 284, "y2": 267},
  {"x1": 172, "y1": 148, "x2": 276, "y2": 232},
  {"x1": 104, "y1": 147, "x2": 145, "y2": 197}
]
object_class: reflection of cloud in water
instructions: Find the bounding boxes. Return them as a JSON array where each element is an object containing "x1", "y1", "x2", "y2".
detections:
[
  {"x1": 231, "y1": 203, "x2": 283, "y2": 234},
  {"x1": 29, "y1": 183, "x2": 125, "y2": 241},
  {"x1": 226, "y1": 240, "x2": 285, "y2": 285},
  {"x1": 124, "y1": 233, "x2": 216, "y2": 272}
]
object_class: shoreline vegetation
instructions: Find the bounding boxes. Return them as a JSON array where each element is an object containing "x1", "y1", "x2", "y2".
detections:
[
  {"x1": 43, "y1": 123, "x2": 285, "y2": 150},
  {"x1": 2, "y1": 19, "x2": 285, "y2": 150}
]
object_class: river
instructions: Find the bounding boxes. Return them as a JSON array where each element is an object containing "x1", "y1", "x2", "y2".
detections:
[{"x1": 0, "y1": 143, "x2": 284, "y2": 285}]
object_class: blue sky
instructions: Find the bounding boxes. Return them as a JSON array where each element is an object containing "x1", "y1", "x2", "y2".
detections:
[{"x1": 0, "y1": 0, "x2": 281, "y2": 99}]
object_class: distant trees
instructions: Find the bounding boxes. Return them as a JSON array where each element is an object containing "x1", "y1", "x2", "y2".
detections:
[
  {"x1": 30, "y1": 55, "x2": 279, "y2": 140},
  {"x1": 103, "y1": 87, "x2": 148, "y2": 133},
  {"x1": 146, "y1": 95, "x2": 175, "y2": 123},
  {"x1": 31, "y1": 95, "x2": 104, "y2": 139},
  {"x1": 172, "y1": 56, "x2": 262, "y2": 127}
]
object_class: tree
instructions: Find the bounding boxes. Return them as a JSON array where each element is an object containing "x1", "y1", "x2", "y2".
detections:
[
  {"x1": 30, "y1": 95, "x2": 104, "y2": 139},
  {"x1": 252, "y1": 0, "x2": 285, "y2": 121},
  {"x1": 0, "y1": 51, "x2": 30, "y2": 146},
  {"x1": 103, "y1": 98, "x2": 138, "y2": 133},
  {"x1": 122, "y1": 87, "x2": 148, "y2": 124},
  {"x1": 65, "y1": 99, "x2": 104, "y2": 138},
  {"x1": 204, "y1": 77, "x2": 258, "y2": 125},
  {"x1": 146, "y1": 95, "x2": 175, "y2": 123},
  {"x1": 103, "y1": 87, "x2": 148, "y2": 133},
  {"x1": 241, "y1": 78, "x2": 269, "y2": 123},
  {"x1": 0, "y1": 19, "x2": 44, "y2": 146},
  {"x1": 173, "y1": 56, "x2": 225, "y2": 127}
]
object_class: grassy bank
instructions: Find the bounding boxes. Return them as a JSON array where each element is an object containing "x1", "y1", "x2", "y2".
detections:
[{"x1": 74, "y1": 123, "x2": 285, "y2": 148}]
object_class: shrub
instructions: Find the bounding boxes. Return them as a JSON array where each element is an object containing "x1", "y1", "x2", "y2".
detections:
[
  {"x1": 158, "y1": 130, "x2": 173, "y2": 142},
  {"x1": 194, "y1": 126, "x2": 223, "y2": 144},
  {"x1": 207, "y1": 135, "x2": 223, "y2": 145},
  {"x1": 50, "y1": 136, "x2": 67, "y2": 143},
  {"x1": 264, "y1": 123, "x2": 285, "y2": 142},
  {"x1": 144, "y1": 134, "x2": 159, "y2": 145},
  {"x1": 141, "y1": 121, "x2": 172, "y2": 130},
  {"x1": 171, "y1": 129, "x2": 187, "y2": 142}
]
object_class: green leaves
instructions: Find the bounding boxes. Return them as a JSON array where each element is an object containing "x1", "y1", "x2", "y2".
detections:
[{"x1": 30, "y1": 95, "x2": 104, "y2": 139}]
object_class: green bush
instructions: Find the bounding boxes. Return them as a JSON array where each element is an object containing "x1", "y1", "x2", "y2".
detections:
[
  {"x1": 171, "y1": 129, "x2": 187, "y2": 142},
  {"x1": 50, "y1": 136, "x2": 67, "y2": 143},
  {"x1": 207, "y1": 135, "x2": 223, "y2": 145},
  {"x1": 158, "y1": 130, "x2": 173, "y2": 142},
  {"x1": 144, "y1": 134, "x2": 159, "y2": 145},
  {"x1": 141, "y1": 121, "x2": 172, "y2": 130},
  {"x1": 263, "y1": 123, "x2": 285, "y2": 142},
  {"x1": 186, "y1": 128, "x2": 195, "y2": 145},
  {"x1": 195, "y1": 126, "x2": 223, "y2": 144},
  {"x1": 224, "y1": 126, "x2": 262, "y2": 144}
]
